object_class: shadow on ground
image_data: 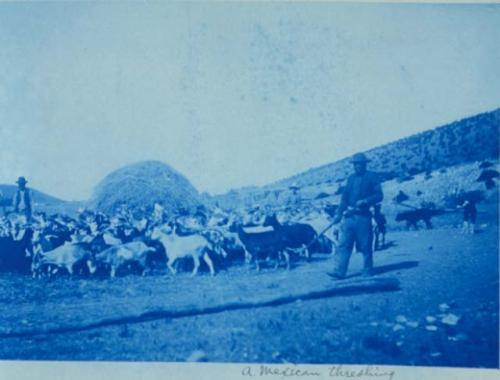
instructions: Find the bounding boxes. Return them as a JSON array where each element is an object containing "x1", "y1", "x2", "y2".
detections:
[{"x1": 345, "y1": 260, "x2": 419, "y2": 279}]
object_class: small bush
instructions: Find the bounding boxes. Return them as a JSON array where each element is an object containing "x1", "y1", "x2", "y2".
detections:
[
  {"x1": 315, "y1": 192, "x2": 330, "y2": 200},
  {"x1": 393, "y1": 191, "x2": 410, "y2": 203}
]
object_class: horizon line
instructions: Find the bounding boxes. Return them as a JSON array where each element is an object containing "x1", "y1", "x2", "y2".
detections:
[{"x1": 1, "y1": 107, "x2": 498, "y2": 203}]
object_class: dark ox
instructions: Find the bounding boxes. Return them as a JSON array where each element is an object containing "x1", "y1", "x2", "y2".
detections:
[{"x1": 395, "y1": 208, "x2": 445, "y2": 230}]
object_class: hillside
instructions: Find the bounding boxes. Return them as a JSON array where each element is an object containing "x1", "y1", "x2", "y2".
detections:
[
  {"x1": 0, "y1": 184, "x2": 84, "y2": 216},
  {"x1": 89, "y1": 160, "x2": 203, "y2": 215},
  {"x1": 212, "y1": 109, "x2": 499, "y2": 209},
  {"x1": 0, "y1": 184, "x2": 62, "y2": 206},
  {"x1": 272, "y1": 109, "x2": 499, "y2": 189}
]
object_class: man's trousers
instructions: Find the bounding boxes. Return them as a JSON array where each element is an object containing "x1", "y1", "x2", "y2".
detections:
[{"x1": 332, "y1": 214, "x2": 374, "y2": 277}]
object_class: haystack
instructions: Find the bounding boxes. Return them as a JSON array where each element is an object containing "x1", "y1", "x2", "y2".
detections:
[{"x1": 90, "y1": 160, "x2": 202, "y2": 215}]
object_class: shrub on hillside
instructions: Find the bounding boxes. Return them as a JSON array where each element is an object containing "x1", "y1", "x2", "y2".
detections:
[
  {"x1": 315, "y1": 192, "x2": 331, "y2": 200},
  {"x1": 393, "y1": 191, "x2": 410, "y2": 204}
]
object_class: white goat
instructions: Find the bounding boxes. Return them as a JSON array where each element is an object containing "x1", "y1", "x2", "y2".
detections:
[
  {"x1": 32, "y1": 243, "x2": 91, "y2": 278},
  {"x1": 149, "y1": 226, "x2": 215, "y2": 276},
  {"x1": 90, "y1": 241, "x2": 154, "y2": 278}
]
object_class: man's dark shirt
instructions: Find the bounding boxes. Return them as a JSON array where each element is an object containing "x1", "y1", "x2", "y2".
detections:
[{"x1": 337, "y1": 171, "x2": 383, "y2": 218}]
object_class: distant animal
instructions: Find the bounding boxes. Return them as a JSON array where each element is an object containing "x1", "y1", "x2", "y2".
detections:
[
  {"x1": 149, "y1": 226, "x2": 217, "y2": 276},
  {"x1": 395, "y1": 208, "x2": 445, "y2": 230},
  {"x1": 263, "y1": 214, "x2": 317, "y2": 260},
  {"x1": 229, "y1": 221, "x2": 289, "y2": 271},
  {"x1": 477, "y1": 169, "x2": 499, "y2": 190},
  {"x1": 479, "y1": 161, "x2": 494, "y2": 169}
]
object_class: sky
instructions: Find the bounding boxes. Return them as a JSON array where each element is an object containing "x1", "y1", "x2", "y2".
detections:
[{"x1": 0, "y1": 2, "x2": 499, "y2": 201}]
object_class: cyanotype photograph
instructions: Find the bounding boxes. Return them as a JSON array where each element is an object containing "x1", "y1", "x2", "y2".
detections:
[{"x1": 0, "y1": 1, "x2": 498, "y2": 378}]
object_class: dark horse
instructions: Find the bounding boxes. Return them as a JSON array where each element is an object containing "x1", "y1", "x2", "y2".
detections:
[
  {"x1": 0, "y1": 228, "x2": 34, "y2": 273},
  {"x1": 263, "y1": 214, "x2": 318, "y2": 260}
]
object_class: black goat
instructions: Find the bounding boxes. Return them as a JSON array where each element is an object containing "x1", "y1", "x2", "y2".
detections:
[
  {"x1": 263, "y1": 214, "x2": 318, "y2": 260},
  {"x1": 229, "y1": 222, "x2": 289, "y2": 271}
]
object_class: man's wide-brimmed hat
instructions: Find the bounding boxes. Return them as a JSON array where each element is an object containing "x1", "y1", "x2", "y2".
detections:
[
  {"x1": 350, "y1": 153, "x2": 371, "y2": 163},
  {"x1": 16, "y1": 176, "x2": 28, "y2": 184}
]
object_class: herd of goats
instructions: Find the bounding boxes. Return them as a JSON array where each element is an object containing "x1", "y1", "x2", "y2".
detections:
[
  {"x1": 0, "y1": 205, "x2": 339, "y2": 279},
  {"x1": 0, "y1": 194, "x2": 462, "y2": 280}
]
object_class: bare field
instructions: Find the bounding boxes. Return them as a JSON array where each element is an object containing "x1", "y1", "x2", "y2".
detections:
[{"x1": 0, "y1": 224, "x2": 498, "y2": 368}]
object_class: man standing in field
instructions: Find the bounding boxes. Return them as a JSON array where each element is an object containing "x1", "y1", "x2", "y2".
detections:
[
  {"x1": 328, "y1": 153, "x2": 383, "y2": 279},
  {"x1": 460, "y1": 198, "x2": 477, "y2": 235},
  {"x1": 12, "y1": 176, "x2": 33, "y2": 222}
]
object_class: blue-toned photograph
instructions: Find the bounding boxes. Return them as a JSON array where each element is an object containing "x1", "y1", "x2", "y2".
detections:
[{"x1": 0, "y1": 1, "x2": 498, "y2": 371}]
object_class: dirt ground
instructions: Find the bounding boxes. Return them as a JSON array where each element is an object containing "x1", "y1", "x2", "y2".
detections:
[{"x1": 0, "y1": 222, "x2": 498, "y2": 368}]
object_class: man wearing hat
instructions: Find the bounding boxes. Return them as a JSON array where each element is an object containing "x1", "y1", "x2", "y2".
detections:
[
  {"x1": 328, "y1": 153, "x2": 383, "y2": 279},
  {"x1": 12, "y1": 176, "x2": 33, "y2": 222}
]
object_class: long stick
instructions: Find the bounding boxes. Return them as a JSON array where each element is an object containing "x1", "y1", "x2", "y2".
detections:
[{"x1": 304, "y1": 219, "x2": 338, "y2": 250}]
